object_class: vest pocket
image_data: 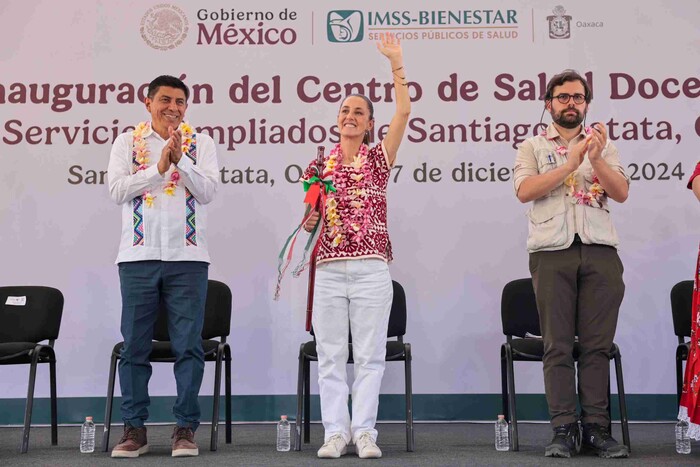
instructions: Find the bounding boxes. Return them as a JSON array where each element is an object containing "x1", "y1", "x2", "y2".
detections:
[
  {"x1": 581, "y1": 206, "x2": 618, "y2": 246},
  {"x1": 527, "y1": 197, "x2": 567, "y2": 251}
]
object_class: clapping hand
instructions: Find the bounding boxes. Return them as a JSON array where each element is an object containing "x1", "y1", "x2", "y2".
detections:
[
  {"x1": 587, "y1": 122, "x2": 606, "y2": 163},
  {"x1": 167, "y1": 126, "x2": 183, "y2": 165}
]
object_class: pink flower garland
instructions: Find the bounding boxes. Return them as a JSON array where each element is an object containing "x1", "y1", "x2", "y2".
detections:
[
  {"x1": 571, "y1": 173, "x2": 605, "y2": 208},
  {"x1": 324, "y1": 143, "x2": 372, "y2": 247},
  {"x1": 540, "y1": 126, "x2": 606, "y2": 207},
  {"x1": 132, "y1": 121, "x2": 194, "y2": 207}
]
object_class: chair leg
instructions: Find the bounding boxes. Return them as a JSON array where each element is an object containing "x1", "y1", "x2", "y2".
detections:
[
  {"x1": 296, "y1": 345, "x2": 305, "y2": 451},
  {"x1": 21, "y1": 352, "x2": 41, "y2": 454},
  {"x1": 102, "y1": 353, "x2": 118, "y2": 452},
  {"x1": 500, "y1": 345, "x2": 509, "y2": 424},
  {"x1": 404, "y1": 343, "x2": 414, "y2": 452},
  {"x1": 210, "y1": 345, "x2": 224, "y2": 452},
  {"x1": 676, "y1": 347, "x2": 685, "y2": 407},
  {"x1": 49, "y1": 354, "x2": 58, "y2": 446},
  {"x1": 613, "y1": 350, "x2": 630, "y2": 453},
  {"x1": 304, "y1": 358, "x2": 311, "y2": 444},
  {"x1": 224, "y1": 344, "x2": 232, "y2": 444},
  {"x1": 504, "y1": 344, "x2": 519, "y2": 451}
]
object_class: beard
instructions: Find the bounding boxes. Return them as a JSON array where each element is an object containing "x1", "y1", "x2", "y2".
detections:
[{"x1": 552, "y1": 108, "x2": 584, "y2": 129}]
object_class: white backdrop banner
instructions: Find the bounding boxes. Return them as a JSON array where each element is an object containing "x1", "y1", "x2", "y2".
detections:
[{"x1": 0, "y1": 0, "x2": 699, "y2": 407}]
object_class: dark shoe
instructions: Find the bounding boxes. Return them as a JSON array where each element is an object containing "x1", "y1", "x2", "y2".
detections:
[
  {"x1": 172, "y1": 426, "x2": 199, "y2": 457},
  {"x1": 111, "y1": 425, "x2": 148, "y2": 458},
  {"x1": 582, "y1": 423, "x2": 629, "y2": 458},
  {"x1": 544, "y1": 422, "x2": 581, "y2": 458}
]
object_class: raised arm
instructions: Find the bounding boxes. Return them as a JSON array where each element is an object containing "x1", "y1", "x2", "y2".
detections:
[{"x1": 377, "y1": 33, "x2": 411, "y2": 166}]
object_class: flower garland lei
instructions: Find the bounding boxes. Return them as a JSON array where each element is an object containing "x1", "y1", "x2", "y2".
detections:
[
  {"x1": 540, "y1": 126, "x2": 606, "y2": 208},
  {"x1": 324, "y1": 143, "x2": 371, "y2": 247},
  {"x1": 564, "y1": 170, "x2": 606, "y2": 208},
  {"x1": 132, "y1": 121, "x2": 194, "y2": 207}
]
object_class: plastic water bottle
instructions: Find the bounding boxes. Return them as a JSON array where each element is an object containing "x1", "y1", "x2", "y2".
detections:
[
  {"x1": 276, "y1": 415, "x2": 291, "y2": 451},
  {"x1": 676, "y1": 419, "x2": 691, "y2": 454},
  {"x1": 495, "y1": 414, "x2": 509, "y2": 451},
  {"x1": 80, "y1": 416, "x2": 95, "y2": 453}
]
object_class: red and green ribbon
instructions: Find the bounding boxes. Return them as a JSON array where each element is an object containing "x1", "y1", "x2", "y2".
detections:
[{"x1": 274, "y1": 175, "x2": 334, "y2": 301}]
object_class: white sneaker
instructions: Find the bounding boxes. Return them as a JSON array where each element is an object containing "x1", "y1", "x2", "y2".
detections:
[
  {"x1": 355, "y1": 432, "x2": 382, "y2": 459},
  {"x1": 317, "y1": 434, "x2": 348, "y2": 458}
]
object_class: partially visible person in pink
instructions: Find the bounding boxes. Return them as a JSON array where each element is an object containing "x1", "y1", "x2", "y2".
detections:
[
  {"x1": 689, "y1": 161, "x2": 700, "y2": 197},
  {"x1": 301, "y1": 33, "x2": 410, "y2": 459},
  {"x1": 678, "y1": 161, "x2": 700, "y2": 440}
]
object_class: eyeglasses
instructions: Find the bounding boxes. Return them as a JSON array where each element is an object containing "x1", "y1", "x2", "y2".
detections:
[{"x1": 552, "y1": 93, "x2": 586, "y2": 104}]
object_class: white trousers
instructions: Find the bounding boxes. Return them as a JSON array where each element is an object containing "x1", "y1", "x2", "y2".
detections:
[{"x1": 312, "y1": 259, "x2": 393, "y2": 444}]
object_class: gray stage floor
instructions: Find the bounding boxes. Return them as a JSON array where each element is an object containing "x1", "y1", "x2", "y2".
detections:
[{"x1": 0, "y1": 422, "x2": 698, "y2": 466}]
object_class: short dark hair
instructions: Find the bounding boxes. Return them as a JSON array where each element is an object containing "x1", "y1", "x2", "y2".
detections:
[
  {"x1": 147, "y1": 75, "x2": 190, "y2": 102},
  {"x1": 544, "y1": 69, "x2": 592, "y2": 103}
]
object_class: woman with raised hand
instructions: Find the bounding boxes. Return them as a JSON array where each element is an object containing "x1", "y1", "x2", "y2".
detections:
[{"x1": 302, "y1": 33, "x2": 410, "y2": 459}]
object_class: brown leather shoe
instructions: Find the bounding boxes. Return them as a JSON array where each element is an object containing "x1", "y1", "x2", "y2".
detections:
[
  {"x1": 111, "y1": 425, "x2": 148, "y2": 458},
  {"x1": 172, "y1": 426, "x2": 199, "y2": 457}
]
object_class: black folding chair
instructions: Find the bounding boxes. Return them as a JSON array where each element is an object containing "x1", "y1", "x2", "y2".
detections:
[
  {"x1": 295, "y1": 280, "x2": 414, "y2": 452},
  {"x1": 0, "y1": 286, "x2": 64, "y2": 453},
  {"x1": 102, "y1": 279, "x2": 232, "y2": 452},
  {"x1": 671, "y1": 280, "x2": 693, "y2": 405},
  {"x1": 499, "y1": 278, "x2": 630, "y2": 452}
]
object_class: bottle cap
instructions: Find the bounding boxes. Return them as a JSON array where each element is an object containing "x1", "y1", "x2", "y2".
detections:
[
  {"x1": 86, "y1": 416, "x2": 93, "y2": 421},
  {"x1": 281, "y1": 415, "x2": 288, "y2": 420},
  {"x1": 497, "y1": 414, "x2": 505, "y2": 419}
]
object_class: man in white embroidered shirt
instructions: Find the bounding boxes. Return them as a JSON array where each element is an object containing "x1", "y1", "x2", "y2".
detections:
[{"x1": 107, "y1": 75, "x2": 218, "y2": 458}]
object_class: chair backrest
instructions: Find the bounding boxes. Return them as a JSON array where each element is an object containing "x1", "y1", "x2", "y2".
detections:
[
  {"x1": 387, "y1": 280, "x2": 407, "y2": 338},
  {"x1": 501, "y1": 278, "x2": 540, "y2": 338},
  {"x1": 671, "y1": 280, "x2": 693, "y2": 338},
  {"x1": 0, "y1": 286, "x2": 64, "y2": 344},
  {"x1": 153, "y1": 280, "x2": 232, "y2": 341},
  {"x1": 310, "y1": 279, "x2": 407, "y2": 339}
]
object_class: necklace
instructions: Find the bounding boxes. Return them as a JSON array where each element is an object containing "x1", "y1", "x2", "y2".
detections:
[
  {"x1": 540, "y1": 126, "x2": 607, "y2": 208},
  {"x1": 565, "y1": 171, "x2": 605, "y2": 207},
  {"x1": 557, "y1": 127, "x2": 606, "y2": 208},
  {"x1": 324, "y1": 143, "x2": 371, "y2": 247},
  {"x1": 132, "y1": 121, "x2": 194, "y2": 207}
]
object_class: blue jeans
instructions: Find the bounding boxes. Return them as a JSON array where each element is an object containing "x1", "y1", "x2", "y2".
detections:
[{"x1": 118, "y1": 260, "x2": 208, "y2": 430}]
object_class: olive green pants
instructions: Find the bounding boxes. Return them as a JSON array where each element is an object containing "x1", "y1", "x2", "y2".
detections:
[{"x1": 529, "y1": 241, "x2": 625, "y2": 427}]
